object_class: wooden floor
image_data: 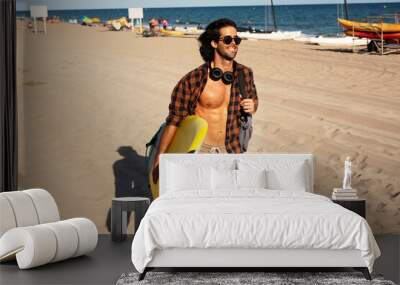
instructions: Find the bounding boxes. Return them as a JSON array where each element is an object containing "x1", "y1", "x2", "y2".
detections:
[{"x1": 0, "y1": 235, "x2": 398, "y2": 285}]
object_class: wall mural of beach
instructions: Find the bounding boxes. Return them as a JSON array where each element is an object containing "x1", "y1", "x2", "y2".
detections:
[{"x1": 16, "y1": 1, "x2": 400, "y2": 234}]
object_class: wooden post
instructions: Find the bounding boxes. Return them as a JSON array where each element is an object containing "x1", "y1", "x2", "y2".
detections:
[
  {"x1": 43, "y1": 17, "x2": 47, "y2": 35},
  {"x1": 33, "y1": 17, "x2": 37, "y2": 34}
]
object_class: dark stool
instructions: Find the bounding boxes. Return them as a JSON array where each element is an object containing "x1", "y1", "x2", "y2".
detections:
[{"x1": 111, "y1": 197, "x2": 150, "y2": 242}]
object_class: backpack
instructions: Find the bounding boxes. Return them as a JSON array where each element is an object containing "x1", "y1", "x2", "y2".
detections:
[
  {"x1": 145, "y1": 123, "x2": 166, "y2": 174},
  {"x1": 238, "y1": 70, "x2": 253, "y2": 153}
]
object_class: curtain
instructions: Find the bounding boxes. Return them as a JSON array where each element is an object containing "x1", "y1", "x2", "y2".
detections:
[{"x1": 0, "y1": 0, "x2": 17, "y2": 192}]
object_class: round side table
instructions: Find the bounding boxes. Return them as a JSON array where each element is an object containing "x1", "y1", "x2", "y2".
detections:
[{"x1": 111, "y1": 197, "x2": 150, "y2": 242}]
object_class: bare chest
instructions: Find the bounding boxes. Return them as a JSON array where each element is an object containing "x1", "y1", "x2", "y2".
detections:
[{"x1": 197, "y1": 79, "x2": 231, "y2": 109}]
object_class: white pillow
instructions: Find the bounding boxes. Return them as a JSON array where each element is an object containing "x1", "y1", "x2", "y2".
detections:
[
  {"x1": 167, "y1": 163, "x2": 212, "y2": 191},
  {"x1": 166, "y1": 158, "x2": 236, "y2": 170},
  {"x1": 266, "y1": 162, "x2": 308, "y2": 191},
  {"x1": 212, "y1": 168, "x2": 237, "y2": 190},
  {"x1": 237, "y1": 159, "x2": 310, "y2": 192},
  {"x1": 236, "y1": 169, "x2": 268, "y2": 189}
]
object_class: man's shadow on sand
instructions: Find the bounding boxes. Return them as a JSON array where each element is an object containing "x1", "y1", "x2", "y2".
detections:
[{"x1": 106, "y1": 146, "x2": 152, "y2": 232}]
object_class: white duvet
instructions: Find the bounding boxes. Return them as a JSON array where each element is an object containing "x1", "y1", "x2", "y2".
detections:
[{"x1": 131, "y1": 190, "x2": 380, "y2": 273}]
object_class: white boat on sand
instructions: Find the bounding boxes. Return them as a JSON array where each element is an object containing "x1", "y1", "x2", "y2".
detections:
[
  {"x1": 238, "y1": 31, "x2": 303, "y2": 41},
  {"x1": 306, "y1": 36, "x2": 368, "y2": 46}
]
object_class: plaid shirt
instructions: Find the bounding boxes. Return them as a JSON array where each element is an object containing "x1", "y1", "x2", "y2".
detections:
[{"x1": 165, "y1": 61, "x2": 258, "y2": 153}]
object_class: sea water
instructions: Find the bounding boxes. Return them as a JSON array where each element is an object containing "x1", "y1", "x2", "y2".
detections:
[{"x1": 16, "y1": 2, "x2": 400, "y2": 36}]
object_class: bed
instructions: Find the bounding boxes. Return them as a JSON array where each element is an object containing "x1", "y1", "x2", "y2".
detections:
[{"x1": 131, "y1": 153, "x2": 380, "y2": 280}]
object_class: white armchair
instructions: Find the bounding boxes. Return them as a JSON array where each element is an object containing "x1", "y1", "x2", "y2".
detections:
[{"x1": 0, "y1": 189, "x2": 98, "y2": 269}]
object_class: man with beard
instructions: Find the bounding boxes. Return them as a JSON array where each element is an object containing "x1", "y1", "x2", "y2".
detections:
[{"x1": 152, "y1": 18, "x2": 258, "y2": 182}]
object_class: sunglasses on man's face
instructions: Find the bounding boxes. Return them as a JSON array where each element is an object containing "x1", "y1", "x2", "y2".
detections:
[{"x1": 219, "y1": 35, "x2": 242, "y2": 46}]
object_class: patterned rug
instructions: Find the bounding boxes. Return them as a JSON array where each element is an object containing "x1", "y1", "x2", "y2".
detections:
[{"x1": 116, "y1": 271, "x2": 396, "y2": 285}]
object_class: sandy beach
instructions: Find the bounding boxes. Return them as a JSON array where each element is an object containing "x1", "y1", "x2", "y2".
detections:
[{"x1": 17, "y1": 20, "x2": 400, "y2": 234}]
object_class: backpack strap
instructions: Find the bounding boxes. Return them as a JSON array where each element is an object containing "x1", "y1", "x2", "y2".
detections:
[
  {"x1": 238, "y1": 70, "x2": 251, "y2": 122},
  {"x1": 238, "y1": 70, "x2": 248, "y2": 99}
]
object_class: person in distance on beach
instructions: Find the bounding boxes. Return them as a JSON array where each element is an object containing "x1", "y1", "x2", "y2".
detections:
[{"x1": 152, "y1": 18, "x2": 258, "y2": 182}]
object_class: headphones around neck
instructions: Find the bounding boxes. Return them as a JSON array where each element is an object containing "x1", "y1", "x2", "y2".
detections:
[{"x1": 209, "y1": 62, "x2": 234, "y2": 85}]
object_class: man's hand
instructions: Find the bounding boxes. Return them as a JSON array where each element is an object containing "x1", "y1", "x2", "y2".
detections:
[{"x1": 240, "y1": 98, "x2": 255, "y2": 114}]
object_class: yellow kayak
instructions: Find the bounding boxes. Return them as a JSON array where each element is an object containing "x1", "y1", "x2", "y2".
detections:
[
  {"x1": 82, "y1": 17, "x2": 102, "y2": 25},
  {"x1": 106, "y1": 17, "x2": 129, "y2": 26},
  {"x1": 159, "y1": 29, "x2": 185, "y2": 37},
  {"x1": 91, "y1": 17, "x2": 101, "y2": 24},
  {"x1": 338, "y1": 18, "x2": 400, "y2": 33},
  {"x1": 149, "y1": 115, "x2": 208, "y2": 198}
]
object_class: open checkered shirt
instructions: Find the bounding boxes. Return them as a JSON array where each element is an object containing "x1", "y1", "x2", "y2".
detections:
[{"x1": 165, "y1": 61, "x2": 258, "y2": 153}]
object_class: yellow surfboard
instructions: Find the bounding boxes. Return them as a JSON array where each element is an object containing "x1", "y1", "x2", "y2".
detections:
[{"x1": 149, "y1": 115, "x2": 208, "y2": 198}]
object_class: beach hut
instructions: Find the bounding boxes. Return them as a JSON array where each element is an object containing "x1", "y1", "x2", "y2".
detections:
[{"x1": 30, "y1": 5, "x2": 48, "y2": 35}]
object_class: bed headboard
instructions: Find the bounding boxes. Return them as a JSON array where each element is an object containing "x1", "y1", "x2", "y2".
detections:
[{"x1": 159, "y1": 153, "x2": 314, "y2": 196}]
